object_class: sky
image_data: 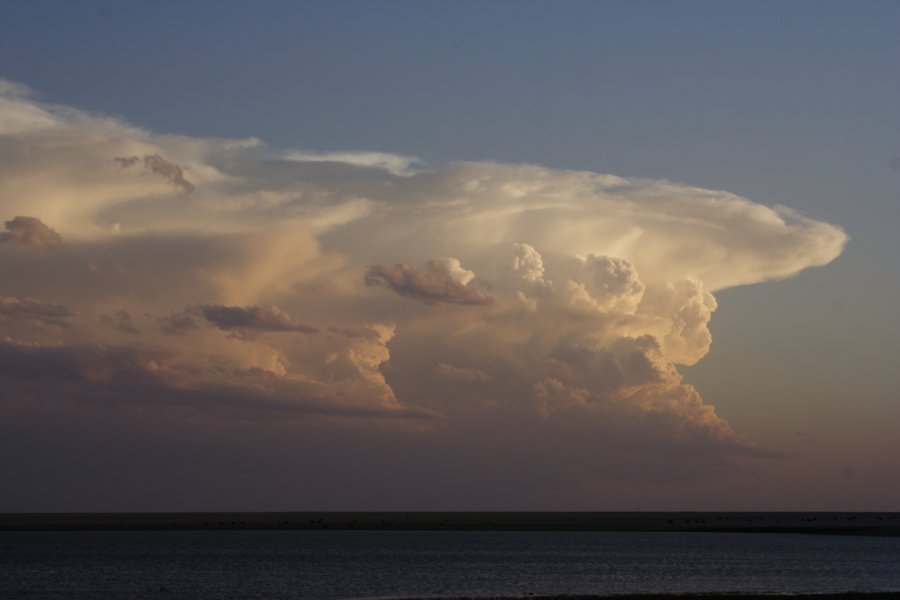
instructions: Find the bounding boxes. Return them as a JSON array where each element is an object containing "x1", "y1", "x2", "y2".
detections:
[{"x1": 0, "y1": 0, "x2": 897, "y2": 512}]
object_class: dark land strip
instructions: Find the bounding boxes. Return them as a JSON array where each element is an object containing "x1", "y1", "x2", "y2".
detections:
[
  {"x1": 1, "y1": 512, "x2": 899, "y2": 535},
  {"x1": 400, "y1": 595, "x2": 900, "y2": 599}
]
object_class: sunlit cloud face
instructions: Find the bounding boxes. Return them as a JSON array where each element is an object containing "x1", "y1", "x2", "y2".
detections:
[{"x1": 0, "y1": 80, "x2": 848, "y2": 499}]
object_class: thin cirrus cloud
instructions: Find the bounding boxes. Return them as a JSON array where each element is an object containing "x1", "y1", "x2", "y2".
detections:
[{"x1": 0, "y1": 79, "x2": 849, "y2": 499}]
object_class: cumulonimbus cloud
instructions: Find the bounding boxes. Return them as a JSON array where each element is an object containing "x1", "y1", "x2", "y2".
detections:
[{"x1": 0, "y1": 78, "x2": 849, "y2": 491}]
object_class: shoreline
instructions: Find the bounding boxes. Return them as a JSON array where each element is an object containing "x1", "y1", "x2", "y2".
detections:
[
  {"x1": 397, "y1": 595, "x2": 900, "y2": 600},
  {"x1": 1, "y1": 511, "x2": 898, "y2": 536}
]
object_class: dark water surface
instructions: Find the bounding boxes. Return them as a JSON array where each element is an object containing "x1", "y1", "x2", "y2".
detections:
[{"x1": 1, "y1": 530, "x2": 899, "y2": 599}]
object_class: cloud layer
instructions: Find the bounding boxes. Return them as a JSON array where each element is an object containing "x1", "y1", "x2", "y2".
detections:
[{"x1": 0, "y1": 79, "x2": 848, "y2": 504}]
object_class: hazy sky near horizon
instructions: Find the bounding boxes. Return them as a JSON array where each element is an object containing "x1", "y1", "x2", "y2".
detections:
[{"x1": 0, "y1": 0, "x2": 898, "y2": 511}]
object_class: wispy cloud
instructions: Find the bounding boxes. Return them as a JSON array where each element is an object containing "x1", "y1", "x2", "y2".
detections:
[
  {"x1": 114, "y1": 154, "x2": 195, "y2": 193},
  {"x1": 283, "y1": 150, "x2": 425, "y2": 176}
]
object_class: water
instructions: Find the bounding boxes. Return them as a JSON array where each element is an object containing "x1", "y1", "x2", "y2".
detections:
[{"x1": 1, "y1": 530, "x2": 899, "y2": 599}]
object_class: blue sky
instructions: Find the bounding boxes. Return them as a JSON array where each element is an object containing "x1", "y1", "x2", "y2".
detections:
[{"x1": 0, "y1": 0, "x2": 897, "y2": 509}]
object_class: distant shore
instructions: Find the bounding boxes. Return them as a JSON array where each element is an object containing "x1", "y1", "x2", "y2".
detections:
[
  {"x1": 426, "y1": 595, "x2": 900, "y2": 600},
  {"x1": 1, "y1": 511, "x2": 898, "y2": 535},
  {"x1": 411, "y1": 595, "x2": 900, "y2": 600}
]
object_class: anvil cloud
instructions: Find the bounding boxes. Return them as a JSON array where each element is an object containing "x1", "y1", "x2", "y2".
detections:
[{"x1": 0, "y1": 80, "x2": 847, "y2": 499}]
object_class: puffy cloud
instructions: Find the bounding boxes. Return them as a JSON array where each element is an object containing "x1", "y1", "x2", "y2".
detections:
[
  {"x1": 0, "y1": 78, "x2": 849, "y2": 501},
  {"x1": 365, "y1": 258, "x2": 493, "y2": 306},
  {"x1": 640, "y1": 279, "x2": 718, "y2": 365},
  {"x1": 578, "y1": 255, "x2": 645, "y2": 312},
  {"x1": 0, "y1": 216, "x2": 63, "y2": 250},
  {"x1": 555, "y1": 255, "x2": 646, "y2": 316},
  {"x1": 511, "y1": 242, "x2": 545, "y2": 283}
]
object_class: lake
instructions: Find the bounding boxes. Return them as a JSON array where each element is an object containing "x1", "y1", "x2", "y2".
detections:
[{"x1": 2, "y1": 530, "x2": 899, "y2": 599}]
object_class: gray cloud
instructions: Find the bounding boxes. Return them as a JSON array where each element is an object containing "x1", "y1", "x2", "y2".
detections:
[
  {"x1": 0, "y1": 295, "x2": 73, "y2": 328},
  {"x1": 365, "y1": 259, "x2": 493, "y2": 306},
  {"x1": 157, "y1": 311, "x2": 200, "y2": 335},
  {"x1": 0, "y1": 337, "x2": 164, "y2": 386},
  {"x1": 114, "y1": 153, "x2": 195, "y2": 193},
  {"x1": 0, "y1": 216, "x2": 63, "y2": 250},
  {"x1": 100, "y1": 310, "x2": 139, "y2": 334},
  {"x1": 435, "y1": 362, "x2": 493, "y2": 383},
  {"x1": 0, "y1": 337, "x2": 428, "y2": 423},
  {"x1": 196, "y1": 304, "x2": 320, "y2": 334}
]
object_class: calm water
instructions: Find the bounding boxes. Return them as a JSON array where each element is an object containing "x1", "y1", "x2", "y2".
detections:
[{"x1": 1, "y1": 530, "x2": 899, "y2": 599}]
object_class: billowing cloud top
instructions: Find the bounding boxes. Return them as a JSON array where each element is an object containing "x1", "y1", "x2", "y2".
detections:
[{"x1": 0, "y1": 79, "x2": 847, "y2": 490}]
